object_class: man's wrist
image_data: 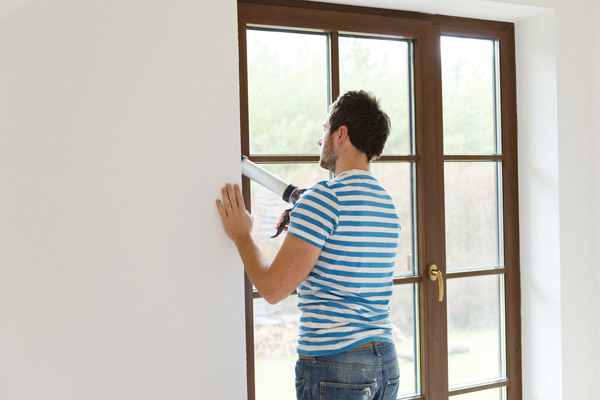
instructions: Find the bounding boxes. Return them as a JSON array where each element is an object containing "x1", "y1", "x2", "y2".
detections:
[{"x1": 233, "y1": 233, "x2": 254, "y2": 248}]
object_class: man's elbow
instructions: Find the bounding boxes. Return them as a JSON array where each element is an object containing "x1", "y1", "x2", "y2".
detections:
[{"x1": 261, "y1": 287, "x2": 289, "y2": 305}]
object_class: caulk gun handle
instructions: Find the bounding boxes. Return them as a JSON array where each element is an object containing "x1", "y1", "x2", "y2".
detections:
[
  {"x1": 271, "y1": 188, "x2": 306, "y2": 238},
  {"x1": 271, "y1": 209, "x2": 292, "y2": 238}
]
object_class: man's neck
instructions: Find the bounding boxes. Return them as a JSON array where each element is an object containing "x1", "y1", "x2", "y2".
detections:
[{"x1": 334, "y1": 158, "x2": 370, "y2": 176}]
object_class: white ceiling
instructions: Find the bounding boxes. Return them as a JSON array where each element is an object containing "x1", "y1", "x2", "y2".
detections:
[
  {"x1": 306, "y1": 0, "x2": 553, "y2": 22},
  {"x1": 0, "y1": 0, "x2": 553, "y2": 25}
]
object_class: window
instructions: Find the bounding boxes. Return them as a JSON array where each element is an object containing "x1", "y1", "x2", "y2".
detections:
[{"x1": 238, "y1": 1, "x2": 521, "y2": 399}]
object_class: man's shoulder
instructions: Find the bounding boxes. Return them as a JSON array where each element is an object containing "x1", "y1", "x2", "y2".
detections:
[
  {"x1": 300, "y1": 180, "x2": 340, "y2": 206},
  {"x1": 330, "y1": 172, "x2": 391, "y2": 197}
]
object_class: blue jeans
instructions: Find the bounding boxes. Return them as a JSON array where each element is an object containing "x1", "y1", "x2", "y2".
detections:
[{"x1": 295, "y1": 342, "x2": 400, "y2": 400}]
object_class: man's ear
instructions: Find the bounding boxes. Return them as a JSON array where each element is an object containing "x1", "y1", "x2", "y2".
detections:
[{"x1": 337, "y1": 125, "x2": 349, "y2": 144}]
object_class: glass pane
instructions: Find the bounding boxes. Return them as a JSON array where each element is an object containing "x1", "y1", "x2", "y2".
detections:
[
  {"x1": 441, "y1": 36, "x2": 500, "y2": 155},
  {"x1": 444, "y1": 162, "x2": 504, "y2": 271},
  {"x1": 254, "y1": 295, "x2": 300, "y2": 400},
  {"x1": 339, "y1": 36, "x2": 413, "y2": 155},
  {"x1": 251, "y1": 163, "x2": 329, "y2": 262},
  {"x1": 451, "y1": 387, "x2": 506, "y2": 400},
  {"x1": 370, "y1": 162, "x2": 417, "y2": 276},
  {"x1": 247, "y1": 29, "x2": 329, "y2": 155},
  {"x1": 390, "y1": 284, "x2": 420, "y2": 397},
  {"x1": 447, "y1": 275, "x2": 506, "y2": 387}
]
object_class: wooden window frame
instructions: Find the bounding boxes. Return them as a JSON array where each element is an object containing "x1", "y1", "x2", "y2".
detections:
[{"x1": 238, "y1": 1, "x2": 522, "y2": 399}]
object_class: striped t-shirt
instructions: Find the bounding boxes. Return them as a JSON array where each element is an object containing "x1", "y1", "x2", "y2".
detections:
[{"x1": 287, "y1": 169, "x2": 400, "y2": 356}]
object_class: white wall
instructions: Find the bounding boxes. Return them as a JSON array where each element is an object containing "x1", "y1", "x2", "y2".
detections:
[
  {"x1": 594, "y1": 0, "x2": 600, "y2": 343},
  {"x1": 508, "y1": 0, "x2": 600, "y2": 397},
  {"x1": 515, "y1": 11, "x2": 562, "y2": 399},
  {"x1": 553, "y1": 1, "x2": 599, "y2": 398},
  {"x1": 0, "y1": 0, "x2": 30, "y2": 20},
  {"x1": 0, "y1": 0, "x2": 246, "y2": 399}
]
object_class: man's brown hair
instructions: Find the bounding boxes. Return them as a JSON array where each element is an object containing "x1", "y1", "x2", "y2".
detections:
[{"x1": 327, "y1": 90, "x2": 391, "y2": 161}]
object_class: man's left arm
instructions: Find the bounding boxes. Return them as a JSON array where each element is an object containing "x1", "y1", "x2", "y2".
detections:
[{"x1": 216, "y1": 184, "x2": 320, "y2": 304}]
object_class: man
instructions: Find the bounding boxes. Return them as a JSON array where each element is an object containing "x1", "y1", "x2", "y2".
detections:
[{"x1": 216, "y1": 90, "x2": 400, "y2": 400}]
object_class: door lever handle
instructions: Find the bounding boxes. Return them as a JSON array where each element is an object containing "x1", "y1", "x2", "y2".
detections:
[{"x1": 428, "y1": 264, "x2": 444, "y2": 302}]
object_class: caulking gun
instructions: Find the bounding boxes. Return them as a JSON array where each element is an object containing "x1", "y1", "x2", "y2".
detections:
[{"x1": 241, "y1": 155, "x2": 305, "y2": 237}]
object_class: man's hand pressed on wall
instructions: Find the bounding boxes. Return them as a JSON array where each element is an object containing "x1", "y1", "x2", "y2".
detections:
[{"x1": 216, "y1": 184, "x2": 253, "y2": 245}]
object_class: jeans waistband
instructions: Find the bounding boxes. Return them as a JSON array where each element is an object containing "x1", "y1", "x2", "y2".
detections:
[{"x1": 298, "y1": 341, "x2": 383, "y2": 360}]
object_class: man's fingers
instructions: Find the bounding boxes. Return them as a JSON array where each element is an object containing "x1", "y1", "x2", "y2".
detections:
[
  {"x1": 222, "y1": 186, "x2": 234, "y2": 215},
  {"x1": 234, "y1": 184, "x2": 245, "y2": 209},
  {"x1": 216, "y1": 199, "x2": 227, "y2": 220},
  {"x1": 218, "y1": 183, "x2": 245, "y2": 220},
  {"x1": 226, "y1": 184, "x2": 238, "y2": 211}
]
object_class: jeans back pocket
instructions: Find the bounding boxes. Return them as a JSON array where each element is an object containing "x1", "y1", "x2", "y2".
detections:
[
  {"x1": 319, "y1": 381, "x2": 377, "y2": 400},
  {"x1": 296, "y1": 378, "x2": 307, "y2": 399},
  {"x1": 382, "y1": 377, "x2": 400, "y2": 400}
]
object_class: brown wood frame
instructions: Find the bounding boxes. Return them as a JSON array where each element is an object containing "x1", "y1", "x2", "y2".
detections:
[{"x1": 238, "y1": 1, "x2": 522, "y2": 399}]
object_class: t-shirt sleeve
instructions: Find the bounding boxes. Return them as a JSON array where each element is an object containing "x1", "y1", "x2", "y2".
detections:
[{"x1": 286, "y1": 181, "x2": 340, "y2": 249}]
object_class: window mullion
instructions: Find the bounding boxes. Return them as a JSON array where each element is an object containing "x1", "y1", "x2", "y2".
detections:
[{"x1": 329, "y1": 31, "x2": 340, "y2": 104}]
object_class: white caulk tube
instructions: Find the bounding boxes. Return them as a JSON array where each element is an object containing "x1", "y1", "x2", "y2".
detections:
[{"x1": 241, "y1": 155, "x2": 298, "y2": 203}]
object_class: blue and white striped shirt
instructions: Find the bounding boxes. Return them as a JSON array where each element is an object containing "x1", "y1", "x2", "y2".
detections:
[{"x1": 287, "y1": 169, "x2": 400, "y2": 356}]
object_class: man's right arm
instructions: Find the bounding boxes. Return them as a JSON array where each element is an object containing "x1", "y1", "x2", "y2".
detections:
[{"x1": 237, "y1": 232, "x2": 321, "y2": 304}]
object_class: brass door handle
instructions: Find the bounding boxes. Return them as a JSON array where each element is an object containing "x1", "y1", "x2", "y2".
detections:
[{"x1": 428, "y1": 264, "x2": 444, "y2": 302}]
